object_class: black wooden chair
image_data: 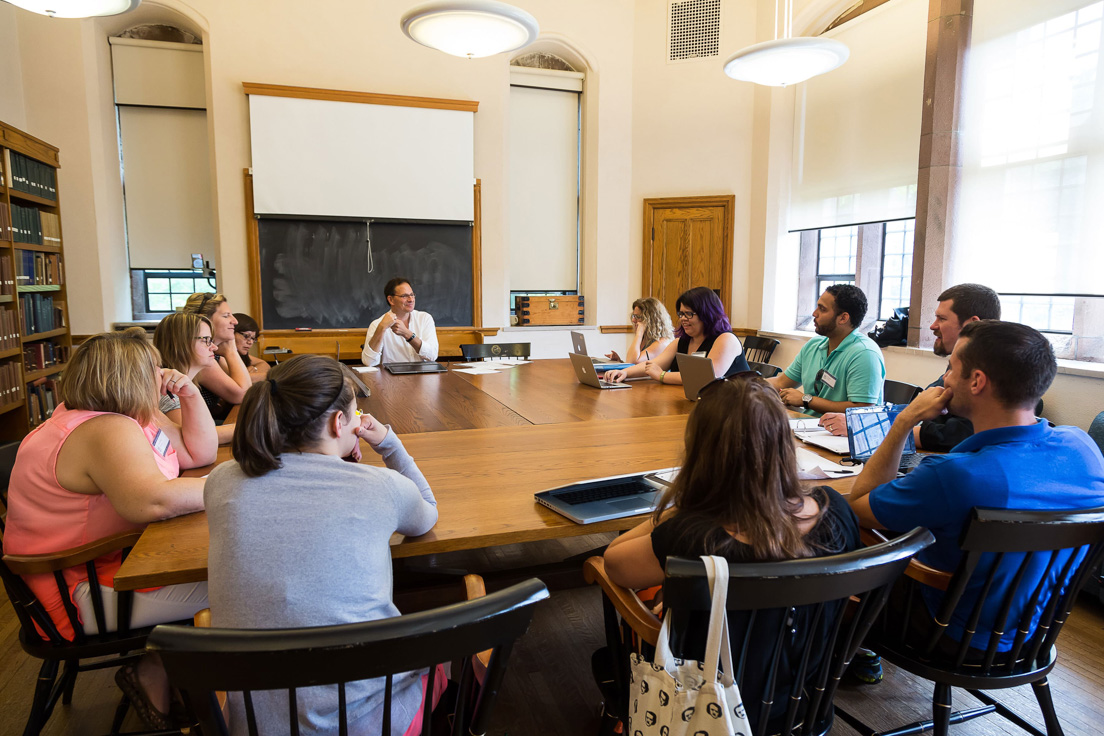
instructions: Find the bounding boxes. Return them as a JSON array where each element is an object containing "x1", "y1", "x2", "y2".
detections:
[
  {"x1": 0, "y1": 439, "x2": 19, "y2": 532},
  {"x1": 460, "y1": 342, "x2": 531, "y2": 361},
  {"x1": 0, "y1": 529, "x2": 182, "y2": 736},
  {"x1": 883, "y1": 379, "x2": 922, "y2": 405},
  {"x1": 845, "y1": 506, "x2": 1104, "y2": 736},
  {"x1": 749, "y1": 360, "x2": 782, "y2": 378},
  {"x1": 585, "y1": 528, "x2": 934, "y2": 736},
  {"x1": 148, "y1": 578, "x2": 549, "y2": 736},
  {"x1": 742, "y1": 335, "x2": 780, "y2": 364}
]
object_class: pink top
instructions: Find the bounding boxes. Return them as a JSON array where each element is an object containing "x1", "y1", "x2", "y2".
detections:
[{"x1": 3, "y1": 404, "x2": 179, "y2": 640}]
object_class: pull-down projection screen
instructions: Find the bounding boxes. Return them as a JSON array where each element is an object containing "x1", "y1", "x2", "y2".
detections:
[{"x1": 248, "y1": 94, "x2": 474, "y2": 221}]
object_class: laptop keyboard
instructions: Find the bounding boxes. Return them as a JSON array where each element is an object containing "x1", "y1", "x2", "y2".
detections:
[{"x1": 555, "y1": 478, "x2": 654, "y2": 506}]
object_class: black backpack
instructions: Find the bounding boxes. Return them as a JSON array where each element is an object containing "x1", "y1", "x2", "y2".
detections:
[{"x1": 868, "y1": 307, "x2": 908, "y2": 347}]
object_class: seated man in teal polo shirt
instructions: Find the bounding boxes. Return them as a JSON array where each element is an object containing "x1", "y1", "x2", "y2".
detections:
[
  {"x1": 767, "y1": 284, "x2": 885, "y2": 417},
  {"x1": 849, "y1": 320, "x2": 1104, "y2": 651}
]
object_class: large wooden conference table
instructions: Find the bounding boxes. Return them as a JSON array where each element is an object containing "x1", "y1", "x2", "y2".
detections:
[{"x1": 113, "y1": 359, "x2": 854, "y2": 591}]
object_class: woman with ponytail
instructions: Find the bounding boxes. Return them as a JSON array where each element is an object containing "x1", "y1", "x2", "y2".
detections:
[{"x1": 204, "y1": 354, "x2": 439, "y2": 736}]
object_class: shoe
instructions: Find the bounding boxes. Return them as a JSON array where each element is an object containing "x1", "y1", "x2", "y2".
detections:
[
  {"x1": 847, "y1": 650, "x2": 883, "y2": 685},
  {"x1": 114, "y1": 663, "x2": 173, "y2": 730}
]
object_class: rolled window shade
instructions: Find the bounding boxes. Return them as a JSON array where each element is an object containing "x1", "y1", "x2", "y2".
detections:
[
  {"x1": 109, "y1": 38, "x2": 205, "y2": 109},
  {"x1": 118, "y1": 107, "x2": 215, "y2": 269},
  {"x1": 953, "y1": 0, "x2": 1104, "y2": 296},
  {"x1": 789, "y1": 0, "x2": 927, "y2": 232},
  {"x1": 508, "y1": 84, "x2": 580, "y2": 291}
]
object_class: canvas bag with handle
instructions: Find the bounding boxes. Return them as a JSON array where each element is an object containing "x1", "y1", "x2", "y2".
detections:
[{"x1": 627, "y1": 555, "x2": 752, "y2": 736}]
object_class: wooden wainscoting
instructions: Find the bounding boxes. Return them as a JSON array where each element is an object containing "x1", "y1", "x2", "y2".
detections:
[{"x1": 257, "y1": 327, "x2": 500, "y2": 362}]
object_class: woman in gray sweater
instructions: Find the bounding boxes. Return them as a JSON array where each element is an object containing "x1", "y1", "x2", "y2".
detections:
[{"x1": 205, "y1": 354, "x2": 439, "y2": 736}]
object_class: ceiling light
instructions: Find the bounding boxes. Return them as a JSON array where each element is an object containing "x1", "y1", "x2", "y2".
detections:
[
  {"x1": 400, "y1": 1, "x2": 539, "y2": 59},
  {"x1": 722, "y1": 0, "x2": 848, "y2": 86},
  {"x1": 2, "y1": 0, "x2": 140, "y2": 18}
]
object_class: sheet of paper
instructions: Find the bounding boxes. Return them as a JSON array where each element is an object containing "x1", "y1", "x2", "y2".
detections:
[
  {"x1": 795, "y1": 447, "x2": 859, "y2": 478},
  {"x1": 483, "y1": 359, "x2": 531, "y2": 366},
  {"x1": 353, "y1": 366, "x2": 378, "y2": 373},
  {"x1": 453, "y1": 367, "x2": 502, "y2": 375},
  {"x1": 800, "y1": 434, "x2": 851, "y2": 455}
]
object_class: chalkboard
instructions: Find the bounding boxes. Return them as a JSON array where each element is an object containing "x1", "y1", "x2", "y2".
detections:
[{"x1": 257, "y1": 219, "x2": 474, "y2": 330}]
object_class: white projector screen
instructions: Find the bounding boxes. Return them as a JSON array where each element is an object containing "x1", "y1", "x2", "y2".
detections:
[{"x1": 249, "y1": 94, "x2": 474, "y2": 221}]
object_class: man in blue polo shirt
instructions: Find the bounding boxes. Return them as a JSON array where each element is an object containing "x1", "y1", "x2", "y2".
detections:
[
  {"x1": 768, "y1": 284, "x2": 885, "y2": 417},
  {"x1": 849, "y1": 320, "x2": 1104, "y2": 650}
]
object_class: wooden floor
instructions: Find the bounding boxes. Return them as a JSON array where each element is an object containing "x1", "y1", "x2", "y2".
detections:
[{"x1": 4, "y1": 535, "x2": 1104, "y2": 736}]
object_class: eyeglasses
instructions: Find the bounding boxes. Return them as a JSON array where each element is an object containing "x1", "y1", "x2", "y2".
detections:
[
  {"x1": 630, "y1": 314, "x2": 644, "y2": 322},
  {"x1": 195, "y1": 336, "x2": 214, "y2": 347},
  {"x1": 676, "y1": 311, "x2": 697, "y2": 320},
  {"x1": 238, "y1": 332, "x2": 259, "y2": 343},
  {"x1": 392, "y1": 293, "x2": 416, "y2": 300},
  {"x1": 695, "y1": 370, "x2": 765, "y2": 400}
]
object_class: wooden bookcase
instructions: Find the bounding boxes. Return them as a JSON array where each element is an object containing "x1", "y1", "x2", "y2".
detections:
[{"x1": 0, "y1": 121, "x2": 71, "y2": 441}]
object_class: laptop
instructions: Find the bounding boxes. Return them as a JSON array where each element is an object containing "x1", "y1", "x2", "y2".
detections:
[
  {"x1": 569, "y1": 352, "x2": 631, "y2": 389},
  {"x1": 845, "y1": 405, "x2": 923, "y2": 472},
  {"x1": 570, "y1": 331, "x2": 632, "y2": 371},
  {"x1": 535, "y1": 471, "x2": 667, "y2": 524},
  {"x1": 384, "y1": 361, "x2": 448, "y2": 375},
  {"x1": 675, "y1": 353, "x2": 718, "y2": 400}
]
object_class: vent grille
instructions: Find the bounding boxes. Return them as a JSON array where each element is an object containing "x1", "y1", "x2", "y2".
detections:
[{"x1": 668, "y1": 0, "x2": 721, "y2": 63}]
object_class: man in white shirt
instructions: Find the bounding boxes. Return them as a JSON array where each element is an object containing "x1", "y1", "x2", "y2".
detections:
[{"x1": 361, "y1": 277, "x2": 439, "y2": 366}]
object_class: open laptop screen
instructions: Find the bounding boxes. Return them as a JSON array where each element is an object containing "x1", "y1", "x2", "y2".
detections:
[{"x1": 845, "y1": 405, "x2": 916, "y2": 461}]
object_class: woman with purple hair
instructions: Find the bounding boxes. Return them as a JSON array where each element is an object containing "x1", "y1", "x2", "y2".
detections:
[{"x1": 604, "y1": 287, "x2": 749, "y2": 385}]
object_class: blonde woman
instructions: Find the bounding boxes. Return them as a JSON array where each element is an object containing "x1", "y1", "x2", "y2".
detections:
[
  {"x1": 182, "y1": 292, "x2": 251, "y2": 418},
  {"x1": 3, "y1": 329, "x2": 214, "y2": 728},
  {"x1": 154, "y1": 312, "x2": 236, "y2": 444},
  {"x1": 606, "y1": 297, "x2": 675, "y2": 364}
]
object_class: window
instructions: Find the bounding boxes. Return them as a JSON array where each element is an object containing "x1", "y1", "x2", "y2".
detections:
[
  {"x1": 879, "y1": 219, "x2": 915, "y2": 319},
  {"x1": 815, "y1": 225, "x2": 858, "y2": 296},
  {"x1": 999, "y1": 294, "x2": 1076, "y2": 334},
  {"x1": 131, "y1": 269, "x2": 216, "y2": 320}
]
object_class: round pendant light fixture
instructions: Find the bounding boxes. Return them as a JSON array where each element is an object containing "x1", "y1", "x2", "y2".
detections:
[
  {"x1": 2, "y1": 0, "x2": 140, "y2": 18},
  {"x1": 722, "y1": 0, "x2": 848, "y2": 86},
  {"x1": 400, "y1": 0, "x2": 539, "y2": 59}
]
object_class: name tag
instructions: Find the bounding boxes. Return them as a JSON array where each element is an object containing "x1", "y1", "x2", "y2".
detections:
[
  {"x1": 818, "y1": 369, "x2": 839, "y2": 389},
  {"x1": 691, "y1": 351, "x2": 707, "y2": 358},
  {"x1": 152, "y1": 429, "x2": 171, "y2": 457}
]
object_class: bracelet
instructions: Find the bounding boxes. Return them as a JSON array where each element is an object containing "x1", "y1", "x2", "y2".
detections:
[
  {"x1": 660, "y1": 370, "x2": 667, "y2": 383},
  {"x1": 406, "y1": 333, "x2": 416, "y2": 343}
]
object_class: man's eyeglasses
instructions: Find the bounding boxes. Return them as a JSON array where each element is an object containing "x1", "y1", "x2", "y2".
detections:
[
  {"x1": 676, "y1": 311, "x2": 697, "y2": 320},
  {"x1": 195, "y1": 336, "x2": 214, "y2": 347},
  {"x1": 392, "y1": 293, "x2": 416, "y2": 300},
  {"x1": 238, "y1": 332, "x2": 259, "y2": 343},
  {"x1": 696, "y1": 370, "x2": 765, "y2": 400}
]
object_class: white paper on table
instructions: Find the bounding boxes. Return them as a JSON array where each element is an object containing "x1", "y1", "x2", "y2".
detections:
[
  {"x1": 795, "y1": 447, "x2": 859, "y2": 479},
  {"x1": 354, "y1": 366, "x2": 378, "y2": 373},
  {"x1": 455, "y1": 362, "x2": 490, "y2": 368},
  {"x1": 799, "y1": 434, "x2": 851, "y2": 455},
  {"x1": 453, "y1": 367, "x2": 502, "y2": 375},
  {"x1": 483, "y1": 359, "x2": 531, "y2": 366}
]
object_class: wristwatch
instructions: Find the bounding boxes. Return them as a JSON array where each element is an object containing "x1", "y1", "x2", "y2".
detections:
[
  {"x1": 406, "y1": 333, "x2": 416, "y2": 343},
  {"x1": 802, "y1": 394, "x2": 813, "y2": 410}
]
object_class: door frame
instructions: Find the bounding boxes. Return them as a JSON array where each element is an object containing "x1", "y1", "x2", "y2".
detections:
[{"x1": 642, "y1": 194, "x2": 735, "y2": 318}]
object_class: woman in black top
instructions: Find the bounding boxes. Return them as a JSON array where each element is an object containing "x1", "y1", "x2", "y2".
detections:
[
  {"x1": 604, "y1": 376, "x2": 860, "y2": 728},
  {"x1": 603, "y1": 286, "x2": 749, "y2": 386}
]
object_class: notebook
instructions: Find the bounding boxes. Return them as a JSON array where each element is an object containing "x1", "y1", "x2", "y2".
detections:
[
  {"x1": 675, "y1": 353, "x2": 717, "y2": 400},
  {"x1": 845, "y1": 405, "x2": 923, "y2": 472},
  {"x1": 569, "y1": 352, "x2": 631, "y2": 389},
  {"x1": 570, "y1": 331, "x2": 631, "y2": 371},
  {"x1": 384, "y1": 361, "x2": 448, "y2": 375},
  {"x1": 535, "y1": 471, "x2": 667, "y2": 524}
]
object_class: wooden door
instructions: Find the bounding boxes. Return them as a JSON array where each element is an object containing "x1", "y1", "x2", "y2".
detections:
[{"x1": 642, "y1": 195, "x2": 734, "y2": 320}]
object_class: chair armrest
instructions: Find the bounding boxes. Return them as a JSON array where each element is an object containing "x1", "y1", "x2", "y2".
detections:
[
  {"x1": 3, "y1": 530, "x2": 145, "y2": 574},
  {"x1": 194, "y1": 608, "x2": 212, "y2": 628},
  {"x1": 861, "y1": 528, "x2": 950, "y2": 591},
  {"x1": 583, "y1": 556, "x2": 661, "y2": 647},
  {"x1": 463, "y1": 575, "x2": 493, "y2": 672}
]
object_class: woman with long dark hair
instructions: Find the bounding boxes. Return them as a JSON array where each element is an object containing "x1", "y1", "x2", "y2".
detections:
[
  {"x1": 205, "y1": 354, "x2": 440, "y2": 735},
  {"x1": 603, "y1": 376, "x2": 860, "y2": 727},
  {"x1": 603, "y1": 287, "x2": 749, "y2": 384}
]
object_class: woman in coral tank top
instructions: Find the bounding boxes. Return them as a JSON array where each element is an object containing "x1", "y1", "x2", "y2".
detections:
[{"x1": 3, "y1": 328, "x2": 217, "y2": 728}]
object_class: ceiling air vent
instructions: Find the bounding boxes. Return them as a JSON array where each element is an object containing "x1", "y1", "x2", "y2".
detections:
[{"x1": 668, "y1": 0, "x2": 722, "y2": 63}]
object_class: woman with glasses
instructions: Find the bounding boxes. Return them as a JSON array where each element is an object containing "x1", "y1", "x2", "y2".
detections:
[
  {"x1": 232, "y1": 313, "x2": 270, "y2": 381},
  {"x1": 603, "y1": 376, "x2": 860, "y2": 729},
  {"x1": 605, "y1": 297, "x2": 674, "y2": 365},
  {"x1": 153, "y1": 312, "x2": 236, "y2": 444},
  {"x1": 603, "y1": 287, "x2": 749, "y2": 384},
  {"x1": 182, "y1": 292, "x2": 252, "y2": 419}
]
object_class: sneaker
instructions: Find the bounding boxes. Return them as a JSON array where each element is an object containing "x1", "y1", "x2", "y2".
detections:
[{"x1": 847, "y1": 649, "x2": 883, "y2": 685}]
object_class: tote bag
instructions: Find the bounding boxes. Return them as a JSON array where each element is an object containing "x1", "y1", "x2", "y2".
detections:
[{"x1": 627, "y1": 555, "x2": 752, "y2": 736}]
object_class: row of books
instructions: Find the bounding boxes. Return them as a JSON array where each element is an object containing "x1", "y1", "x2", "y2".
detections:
[
  {"x1": 0, "y1": 254, "x2": 11, "y2": 295},
  {"x1": 24, "y1": 340, "x2": 69, "y2": 372},
  {"x1": 0, "y1": 202, "x2": 10, "y2": 241},
  {"x1": 7, "y1": 150, "x2": 57, "y2": 201},
  {"x1": 9, "y1": 203, "x2": 61, "y2": 246},
  {"x1": 0, "y1": 307, "x2": 20, "y2": 350},
  {"x1": 28, "y1": 377, "x2": 58, "y2": 428},
  {"x1": 0, "y1": 362, "x2": 22, "y2": 408},
  {"x1": 20, "y1": 293, "x2": 65, "y2": 335},
  {"x1": 16, "y1": 250, "x2": 63, "y2": 287}
]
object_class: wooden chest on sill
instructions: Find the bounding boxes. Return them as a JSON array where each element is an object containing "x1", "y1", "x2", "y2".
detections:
[{"x1": 515, "y1": 296, "x2": 584, "y2": 326}]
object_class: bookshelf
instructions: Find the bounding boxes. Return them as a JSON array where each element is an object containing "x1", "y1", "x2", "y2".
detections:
[{"x1": 0, "y1": 120, "x2": 71, "y2": 440}]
